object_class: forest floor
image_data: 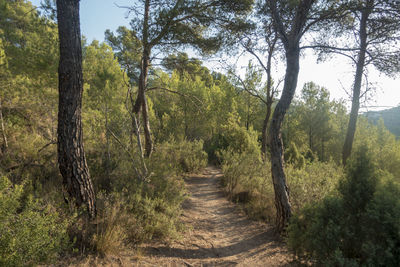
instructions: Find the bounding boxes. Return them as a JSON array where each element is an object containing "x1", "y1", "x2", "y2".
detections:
[{"x1": 69, "y1": 166, "x2": 293, "y2": 266}]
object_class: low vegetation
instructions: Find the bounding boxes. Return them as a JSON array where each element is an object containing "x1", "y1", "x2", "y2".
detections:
[
  {"x1": 2, "y1": 1, "x2": 400, "y2": 265},
  {"x1": 0, "y1": 176, "x2": 70, "y2": 266},
  {"x1": 288, "y1": 148, "x2": 400, "y2": 266}
]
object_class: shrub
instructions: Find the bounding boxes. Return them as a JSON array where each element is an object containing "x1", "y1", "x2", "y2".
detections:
[
  {"x1": 219, "y1": 149, "x2": 276, "y2": 222},
  {"x1": 0, "y1": 176, "x2": 70, "y2": 266},
  {"x1": 219, "y1": 145, "x2": 343, "y2": 223},
  {"x1": 112, "y1": 177, "x2": 186, "y2": 245},
  {"x1": 89, "y1": 177, "x2": 186, "y2": 257},
  {"x1": 206, "y1": 115, "x2": 260, "y2": 163},
  {"x1": 98, "y1": 149, "x2": 187, "y2": 247},
  {"x1": 287, "y1": 147, "x2": 400, "y2": 266},
  {"x1": 91, "y1": 193, "x2": 131, "y2": 257},
  {"x1": 285, "y1": 142, "x2": 306, "y2": 169},
  {"x1": 286, "y1": 161, "x2": 343, "y2": 213},
  {"x1": 151, "y1": 139, "x2": 208, "y2": 174}
]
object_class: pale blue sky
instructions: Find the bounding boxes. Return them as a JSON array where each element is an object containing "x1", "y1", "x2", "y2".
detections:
[
  {"x1": 31, "y1": 0, "x2": 131, "y2": 42},
  {"x1": 30, "y1": 0, "x2": 399, "y2": 110}
]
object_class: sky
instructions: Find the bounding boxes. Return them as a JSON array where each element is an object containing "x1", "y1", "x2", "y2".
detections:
[{"x1": 31, "y1": 0, "x2": 400, "y2": 111}]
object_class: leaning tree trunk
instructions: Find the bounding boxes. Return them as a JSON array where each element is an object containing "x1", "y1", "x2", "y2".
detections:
[
  {"x1": 134, "y1": 50, "x2": 153, "y2": 158},
  {"x1": 56, "y1": 0, "x2": 96, "y2": 218},
  {"x1": 261, "y1": 36, "x2": 275, "y2": 159},
  {"x1": 269, "y1": 45, "x2": 299, "y2": 232},
  {"x1": 133, "y1": 0, "x2": 153, "y2": 158},
  {"x1": 342, "y1": 5, "x2": 369, "y2": 166}
]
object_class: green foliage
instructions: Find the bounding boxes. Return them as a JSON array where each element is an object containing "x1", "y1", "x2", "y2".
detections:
[
  {"x1": 284, "y1": 142, "x2": 306, "y2": 169},
  {"x1": 286, "y1": 161, "x2": 343, "y2": 213},
  {"x1": 215, "y1": 115, "x2": 275, "y2": 221},
  {"x1": 230, "y1": 61, "x2": 268, "y2": 132},
  {"x1": 91, "y1": 175, "x2": 186, "y2": 255},
  {"x1": 161, "y1": 52, "x2": 212, "y2": 85},
  {"x1": 106, "y1": 172, "x2": 186, "y2": 245},
  {"x1": 219, "y1": 149, "x2": 276, "y2": 222},
  {"x1": 3, "y1": 1, "x2": 400, "y2": 264},
  {"x1": 90, "y1": 140, "x2": 207, "y2": 251},
  {"x1": 104, "y1": 26, "x2": 141, "y2": 81},
  {"x1": 151, "y1": 66, "x2": 239, "y2": 146},
  {"x1": 151, "y1": 139, "x2": 208, "y2": 174},
  {"x1": 353, "y1": 117, "x2": 400, "y2": 179},
  {"x1": 0, "y1": 176, "x2": 70, "y2": 266},
  {"x1": 126, "y1": 185, "x2": 185, "y2": 243},
  {"x1": 209, "y1": 114, "x2": 260, "y2": 162},
  {"x1": 288, "y1": 147, "x2": 400, "y2": 266},
  {"x1": 283, "y1": 82, "x2": 347, "y2": 163}
]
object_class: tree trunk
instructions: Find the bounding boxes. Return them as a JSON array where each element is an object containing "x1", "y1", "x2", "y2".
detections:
[
  {"x1": 132, "y1": 112, "x2": 148, "y2": 177},
  {"x1": 342, "y1": 3, "x2": 370, "y2": 165},
  {"x1": 246, "y1": 94, "x2": 250, "y2": 130},
  {"x1": 261, "y1": 102, "x2": 272, "y2": 157},
  {"x1": 268, "y1": 46, "x2": 299, "y2": 232},
  {"x1": 56, "y1": 0, "x2": 96, "y2": 218},
  {"x1": 141, "y1": 87, "x2": 153, "y2": 158},
  {"x1": 261, "y1": 38, "x2": 275, "y2": 158},
  {"x1": 133, "y1": 0, "x2": 153, "y2": 158},
  {"x1": 0, "y1": 98, "x2": 8, "y2": 153}
]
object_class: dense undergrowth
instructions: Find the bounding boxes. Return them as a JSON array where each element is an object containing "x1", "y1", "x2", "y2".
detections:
[
  {"x1": 0, "y1": 139, "x2": 207, "y2": 266},
  {"x1": 218, "y1": 119, "x2": 344, "y2": 222},
  {"x1": 2, "y1": 2, "x2": 400, "y2": 266},
  {"x1": 218, "y1": 121, "x2": 400, "y2": 265},
  {"x1": 0, "y1": 176, "x2": 70, "y2": 266},
  {"x1": 287, "y1": 148, "x2": 400, "y2": 266}
]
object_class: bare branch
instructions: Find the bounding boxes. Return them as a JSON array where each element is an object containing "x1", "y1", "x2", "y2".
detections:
[{"x1": 106, "y1": 126, "x2": 143, "y2": 180}]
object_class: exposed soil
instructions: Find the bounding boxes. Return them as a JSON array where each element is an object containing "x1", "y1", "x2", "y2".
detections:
[
  {"x1": 135, "y1": 166, "x2": 293, "y2": 266},
  {"x1": 64, "y1": 166, "x2": 293, "y2": 266}
]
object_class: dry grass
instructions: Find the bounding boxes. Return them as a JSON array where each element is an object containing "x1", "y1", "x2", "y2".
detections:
[{"x1": 92, "y1": 197, "x2": 130, "y2": 257}]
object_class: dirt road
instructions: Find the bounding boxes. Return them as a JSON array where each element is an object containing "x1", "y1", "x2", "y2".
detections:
[{"x1": 137, "y1": 166, "x2": 292, "y2": 266}]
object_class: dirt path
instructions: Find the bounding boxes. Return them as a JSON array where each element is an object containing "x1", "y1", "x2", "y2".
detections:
[{"x1": 136, "y1": 166, "x2": 292, "y2": 266}]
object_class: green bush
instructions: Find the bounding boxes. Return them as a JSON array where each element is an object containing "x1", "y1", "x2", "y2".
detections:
[
  {"x1": 219, "y1": 148, "x2": 276, "y2": 222},
  {"x1": 96, "y1": 141, "x2": 188, "y2": 247},
  {"x1": 0, "y1": 176, "x2": 70, "y2": 266},
  {"x1": 114, "y1": 173, "x2": 186, "y2": 245},
  {"x1": 85, "y1": 139, "x2": 196, "y2": 256},
  {"x1": 285, "y1": 142, "x2": 306, "y2": 169},
  {"x1": 151, "y1": 139, "x2": 208, "y2": 174},
  {"x1": 287, "y1": 148, "x2": 400, "y2": 266},
  {"x1": 206, "y1": 115, "x2": 260, "y2": 163},
  {"x1": 219, "y1": 143, "x2": 343, "y2": 223},
  {"x1": 286, "y1": 161, "x2": 343, "y2": 213}
]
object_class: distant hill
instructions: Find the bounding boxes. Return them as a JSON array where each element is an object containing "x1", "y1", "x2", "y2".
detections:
[{"x1": 364, "y1": 106, "x2": 400, "y2": 137}]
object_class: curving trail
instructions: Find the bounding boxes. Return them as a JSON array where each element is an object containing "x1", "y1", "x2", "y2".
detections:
[{"x1": 136, "y1": 166, "x2": 292, "y2": 266}]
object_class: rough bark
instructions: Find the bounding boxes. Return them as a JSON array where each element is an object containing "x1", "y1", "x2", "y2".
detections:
[
  {"x1": 342, "y1": 2, "x2": 370, "y2": 165},
  {"x1": 56, "y1": 0, "x2": 96, "y2": 218},
  {"x1": 268, "y1": 46, "x2": 299, "y2": 232}
]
